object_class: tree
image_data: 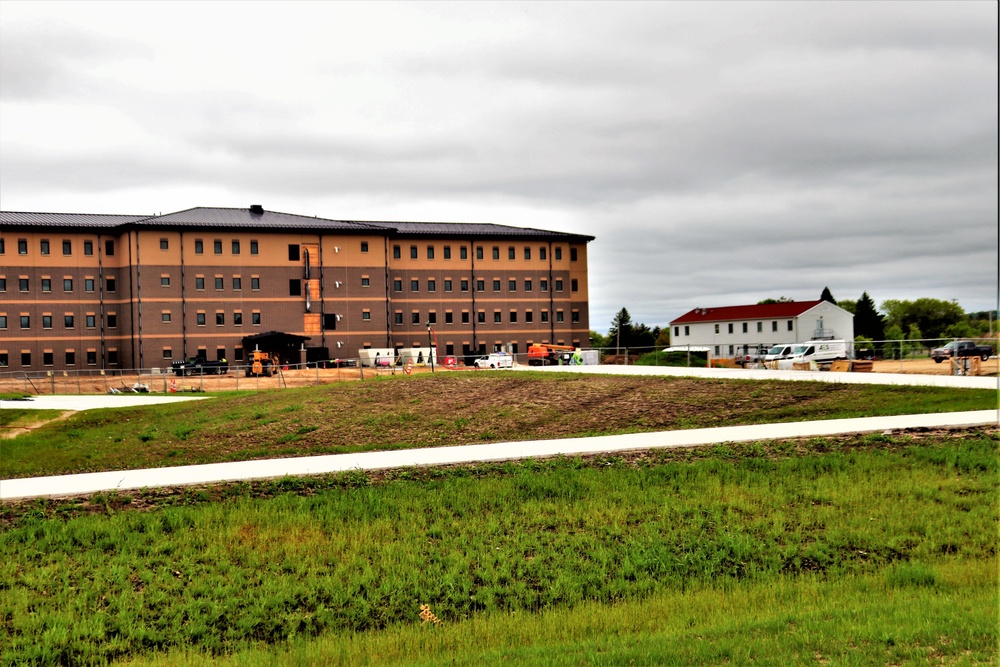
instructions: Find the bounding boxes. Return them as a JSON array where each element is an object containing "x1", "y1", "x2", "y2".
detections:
[
  {"x1": 837, "y1": 299, "x2": 857, "y2": 315},
  {"x1": 758, "y1": 297, "x2": 794, "y2": 304},
  {"x1": 880, "y1": 298, "x2": 964, "y2": 339},
  {"x1": 820, "y1": 286, "x2": 836, "y2": 304},
  {"x1": 589, "y1": 330, "x2": 609, "y2": 349},
  {"x1": 608, "y1": 308, "x2": 633, "y2": 354},
  {"x1": 854, "y1": 292, "x2": 884, "y2": 342},
  {"x1": 655, "y1": 327, "x2": 671, "y2": 348}
]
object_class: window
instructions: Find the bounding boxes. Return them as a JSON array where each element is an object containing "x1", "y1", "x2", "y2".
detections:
[
  {"x1": 685, "y1": 325, "x2": 690, "y2": 336},
  {"x1": 160, "y1": 238, "x2": 169, "y2": 250},
  {"x1": 477, "y1": 279, "x2": 485, "y2": 292},
  {"x1": 492, "y1": 246, "x2": 500, "y2": 260},
  {"x1": 772, "y1": 321, "x2": 778, "y2": 332},
  {"x1": 0, "y1": 238, "x2": 4, "y2": 253},
  {"x1": 556, "y1": 310, "x2": 565, "y2": 323},
  {"x1": 216, "y1": 312, "x2": 225, "y2": 326},
  {"x1": 232, "y1": 240, "x2": 240, "y2": 255},
  {"x1": 87, "y1": 351, "x2": 97, "y2": 365},
  {"x1": 361, "y1": 241, "x2": 369, "y2": 253},
  {"x1": 288, "y1": 244, "x2": 300, "y2": 261},
  {"x1": 162, "y1": 312, "x2": 172, "y2": 323},
  {"x1": 251, "y1": 277, "x2": 260, "y2": 290},
  {"x1": 525, "y1": 311, "x2": 533, "y2": 323},
  {"x1": 105, "y1": 277, "x2": 116, "y2": 292},
  {"x1": 572, "y1": 311, "x2": 580, "y2": 323},
  {"x1": 215, "y1": 277, "x2": 224, "y2": 290},
  {"x1": 715, "y1": 324, "x2": 720, "y2": 334},
  {"x1": 107, "y1": 314, "x2": 117, "y2": 328},
  {"x1": 63, "y1": 240, "x2": 72, "y2": 255},
  {"x1": 411, "y1": 279, "x2": 419, "y2": 292},
  {"x1": 394, "y1": 279, "x2": 402, "y2": 292},
  {"x1": 476, "y1": 246, "x2": 484, "y2": 260},
  {"x1": 524, "y1": 247, "x2": 531, "y2": 260},
  {"x1": 540, "y1": 279, "x2": 548, "y2": 292},
  {"x1": 197, "y1": 313, "x2": 206, "y2": 326},
  {"x1": 508, "y1": 247, "x2": 515, "y2": 260},
  {"x1": 195, "y1": 239, "x2": 204, "y2": 254},
  {"x1": 105, "y1": 240, "x2": 115, "y2": 256},
  {"x1": 555, "y1": 280, "x2": 563, "y2": 292},
  {"x1": 555, "y1": 247, "x2": 562, "y2": 260},
  {"x1": 428, "y1": 279, "x2": 436, "y2": 292},
  {"x1": 541, "y1": 311, "x2": 549, "y2": 323},
  {"x1": 162, "y1": 348, "x2": 172, "y2": 360},
  {"x1": 393, "y1": 245, "x2": 401, "y2": 259},
  {"x1": 787, "y1": 320, "x2": 794, "y2": 331},
  {"x1": 22, "y1": 352, "x2": 31, "y2": 366},
  {"x1": 493, "y1": 280, "x2": 501, "y2": 292},
  {"x1": 196, "y1": 277, "x2": 205, "y2": 290},
  {"x1": 394, "y1": 312, "x2": 403, "y2": 325},
  {"x1": 0, "y1": 315, "x2": 6, "y2": 329},
  {"x1": 428, "y1": 312, "x2": 437, "y2": 324},
  {"x1": 460, "y1": 246, "x2": 468, "y2": 260},
  {"x1": 250, "y1": 240, "x2": 259, "y2": 255},
  {"x1": 445, "y1": 311, "x2": 453, "y2": 324},
  {"x1": 85, "y1": 278, "x2": 94, "y2": 292},
  {"x1": 674, "y1": 326, "x2": 679, "y2": 337},
  {"x1": 444, "y1": 279, "x2": 452, "y2": 292},
  {"x1": 540, "y1": 247, "x2": 547, "y2": 261},
  {"x1": 289, "y1": 279, "x2": 301, "y2": 296},
  {"x1": 494, "y1": 311, "x2": 502, "y2": 323},
  {"x1": 427, "y1": 246, "x2": 435, "y2": 259},
  {"x1": 571, "y1": 279, "x2": 578, "y2": 292},
  {"x1": 323, "y1": 314, "x2": 337, "y2": 330},
  {"x1": 0, "y1": 278, "x2": 5, "y2": 291},
  {"x1": 461, "y1": 279, "x2": 469, "y2": 292},
  {"x1": 84, "y1": 240, "x2": 93, "y2": 256},
  {"x1": 571, "y1": 248, "x2": 578, "y2": 261},
  {"x1": 65, "y1": 315, "x2": 74, "y2": 328},
  {"x1": 18, "y1": 239, "x2": 28, "y2": 254},
  {"x1": 20, "y1": 315, "x2": 30, "y2": 329},
  {"x1": 361, "y1": 277, "x2": 370, "y2": 287},
  {"x1": 108, "y1": 349, "x2": 118, "y2": 366},
  {"x1": 444, "y1": 246, "x2": 451, "y2": 259},
  {"x1": 41, "y1": 278, "x2": 51, "y2": 292},
  {"x1": 742, "y1": 322, "x2": 748, "y2": 333},
  {"x1": 161, "y1": 276, "x2": 170, "y2": 287},
  {"x1": 86, "y1": 315, "x2": 96, "y2": 328},
  {"x1": 510, "y1": 310, "x2": 518, "y2": 323},
  {"x1": 20, "y1": 278, "x2": 29, "y2": 292},
  {"x1": 214, "y1": 240, "x2": 223, "y2": 255},
  {"x1": 233, "y1": 277, "x2": 242, "y2": 290},
  {"x1": 252, "y1": 312, "x2": 261, "y2": 326},
  {"x1": 41, "y1": 240, "x2": 50, "y2": 255},
  {"x1": 362, "y1": 310, "x2": 371, "y2": 320},
  {"x1": 66, "y1": 351, "x2": 76, "y2": 365},
  {"x1": 234, "y1": 312, "x2": 243, "y2": 326},
  {"x1": 412, "y1": 312, "x2": 420, "y2": 324},
  {"x1": 462, "y1": 311, "x2": 470, "y2": 324},
  {"x1": 410, "y1": 246, "x2": 418, "y2": 259},
  {"x1": 509, "y1": 279, "x2": 517, "y2": 292},
  {"x1": 757, "y1": 322, "x2": 763, "y2": 333},
  {"x1": 524, "y1": 279, "x2": 532, "y2": 292},
  {"x1": 478, "y1": 312, "x2": 486, "y2": 324}
]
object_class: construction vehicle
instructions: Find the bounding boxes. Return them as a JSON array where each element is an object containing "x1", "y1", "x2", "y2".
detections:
[
  {"x1": 246, "y1": 350, "x2": 276, "y2": 377},
  {"x1": 527, "y1": 344, "x2": 577, "y2": 366}
]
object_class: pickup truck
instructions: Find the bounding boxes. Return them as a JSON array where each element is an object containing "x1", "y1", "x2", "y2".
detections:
[
  {"x1": 172, "y1": 358, "x2": 230, "y2": 376},
  {"x1": 930, "y1": 341, "x2": 992, "y2": 363}
]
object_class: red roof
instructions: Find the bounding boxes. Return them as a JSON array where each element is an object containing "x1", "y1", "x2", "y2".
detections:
[{"x1": 671, "y1": 300, "x2": 824, "y2": 324}]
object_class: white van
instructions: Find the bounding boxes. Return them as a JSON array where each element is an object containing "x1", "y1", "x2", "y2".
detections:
[
  {"x1": 789, "y1": 340, "x2": 848, "y2": 367},
  {"x1": 764, "y1": 344, "x2": 796, "y2": 362},
  {"x1": 474, "y1": 352, "x2": 513, "y2": 369}
]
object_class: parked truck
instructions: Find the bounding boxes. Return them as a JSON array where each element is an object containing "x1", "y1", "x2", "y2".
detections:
[
  {"x1": 473, "y1": 352, "x2": 514, "y2": 369},
  {"x1": 930, "y1": 340, "x2": 992, "y2": 363},
  {"x1": 173, "y1": 357, "x2": 230, "y2": 376},
  {"x1": 787, "y1": 339, "x2": 848, "y2": 369}
]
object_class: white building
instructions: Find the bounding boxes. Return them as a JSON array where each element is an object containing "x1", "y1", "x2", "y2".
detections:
[{"x1": 670, "y1": 300, "x2": 855, "y2": 358}]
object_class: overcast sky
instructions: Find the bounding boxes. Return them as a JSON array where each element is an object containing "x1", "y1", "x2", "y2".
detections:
[{"x1": 2, "y1": 1, "x2": 996, "y2": 331}]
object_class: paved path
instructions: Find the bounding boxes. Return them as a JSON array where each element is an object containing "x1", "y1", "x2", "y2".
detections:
[
  {"x1": 2, "y1": 409, "x2": 996, "y2": 501},
  {"x1": 0, "y1": 394, "x2": 208, "y2": 411}
]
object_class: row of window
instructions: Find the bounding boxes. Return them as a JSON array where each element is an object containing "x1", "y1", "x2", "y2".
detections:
[
  {"x1": 392, "y1": 308, "x2": 579, "y2": 326},
  {"x1": 1, "y1": 276, "x2": 116, "y2": 293},
  {"x1": 1, "y1": 238, "x2": 114, "y2": 257},
  {"x1": 188, "y1": 239, "x2": 259, "y2": 255},
  {"x1": 391, "y1": 243, "x2": 578, "y2": 263},
  {"x1": 390, "y1": 277, "x2": 577, "y2": 294},
  {"x1": 185, "y1": 311, "x2": 261, "y2": 327},
  {"x1": 1, "y1": 313, "x2": 115, "y2": 330},
  {"x1": 675, "y1": 320, "x2": 795, "y2": 336},
  {"x1": 0, "y1": 350, "x2": 106, "y2": 368}
]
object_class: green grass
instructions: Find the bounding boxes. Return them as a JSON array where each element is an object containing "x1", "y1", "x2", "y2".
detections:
[
  {"x1": 1, "y1": 433, "x2": 996, "y2": 665},
  {"x1": 634, "y1": 350, "x2": 709, "y2": 367},
  {"x1": 1, "y1": 373, "x2": 996, "y2": 479}
]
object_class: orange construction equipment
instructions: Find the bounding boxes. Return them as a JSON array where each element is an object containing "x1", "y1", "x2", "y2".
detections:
[{"x1": 527, "y1": 344, "x2": 577, "y2": 366}]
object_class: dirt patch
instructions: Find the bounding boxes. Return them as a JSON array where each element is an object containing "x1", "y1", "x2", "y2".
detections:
[{"x1": 0, "y1": 411, "x2": 74, "y2": 439}]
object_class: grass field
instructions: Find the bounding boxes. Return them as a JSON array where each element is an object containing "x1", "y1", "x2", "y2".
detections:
[
  {"x1": 2, "y1": 430, "x2": 997, "y2": 665},
  {"x1": 2, "y1": 372, "x2": 996, "y2": 479}
]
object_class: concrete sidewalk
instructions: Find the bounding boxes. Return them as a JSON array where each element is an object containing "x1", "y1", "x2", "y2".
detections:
[
  {"x1": 2, "y1": 409, "x2": 995, "y2": 501},
  {"x1": 0, "y1": 394, "x2": 209, "y2": 411}
]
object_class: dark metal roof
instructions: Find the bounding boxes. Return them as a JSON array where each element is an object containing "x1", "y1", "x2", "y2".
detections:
[
  {"x1": 671, "y1": 300, "x2": 831, "y2": 324},
  {"x1": 0, "y1": 211, "x2": 151, "y2": 228},
  {"x1": 1, "y1": 206, "x2": 594, "y2": 242}
]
